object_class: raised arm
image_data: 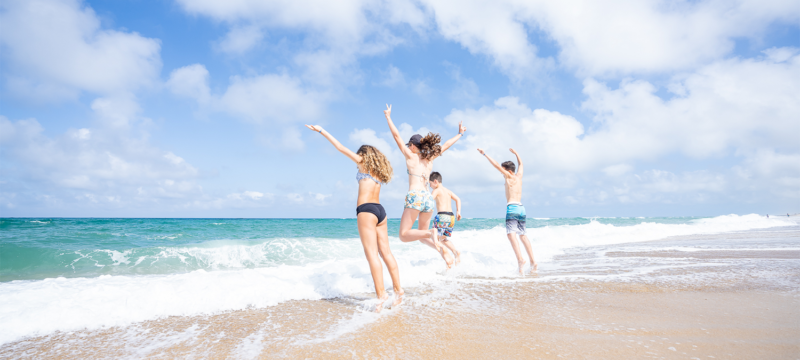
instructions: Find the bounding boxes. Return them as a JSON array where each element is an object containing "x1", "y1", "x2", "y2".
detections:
[
  {"x1": 510, "y1": 148, "x2": 523, "y2": 176},
  {"x1": 477, "y1": 148, "x2": 512, "y2": 178},
  {"x1": 384, "y1": 104, "x2": 414, "y2": 159},
  {"x1": 450, "y1": 189, "x2": 462, "y2": 221},
  {"x1": 305, "y1": 125, "x2": 362, "y2": 164},
  {"x1": 440, "y1": 121, "x2": 467, "y2": 154}
]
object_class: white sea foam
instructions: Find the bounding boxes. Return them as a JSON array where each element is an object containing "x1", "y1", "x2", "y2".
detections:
[{"x1": 0, "y1": 214, "x2": 795, "y2": 345}]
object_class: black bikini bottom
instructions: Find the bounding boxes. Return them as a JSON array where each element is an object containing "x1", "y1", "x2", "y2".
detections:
[{"x1": 356, "y1": 203, "x2": 387, "y2": 224}]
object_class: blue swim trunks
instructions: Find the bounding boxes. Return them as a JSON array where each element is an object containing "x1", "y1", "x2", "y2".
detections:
[
  {"x1": 434, "y1": 212, "x2": 455, "y2": 238},
  {"x1": 506, "y1": 203, "x2": 526, "y2": 235}
]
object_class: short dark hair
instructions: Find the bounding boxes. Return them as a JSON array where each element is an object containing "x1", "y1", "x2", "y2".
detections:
[
  {"x1": 501, "y1": 161, "x2": 516, "y2": 173},
  {"x1": 429, "y1": 171, "x2": 442, "y2": 183}
]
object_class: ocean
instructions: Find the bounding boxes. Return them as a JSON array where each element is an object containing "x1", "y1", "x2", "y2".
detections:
[{"x1": 1, "y1": 215, "x2": 798, "y2": 358}]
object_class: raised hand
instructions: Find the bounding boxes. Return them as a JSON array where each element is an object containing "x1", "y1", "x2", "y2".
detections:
[
  {"x1": 305, "y1": 124, "x2": 323, "y2": 132},
  {"x1": 458, "y1": 121, "x2": 466, "y2": 134},
  {"x1": 384, "y1": 104, "x2": 392, "y2": 118},
  {"x1": 477, "y1": 148, "x2": 485, "y2": 155},
  {"x1": 509, "y1": 148, "x2": 517, "y2": 154}
]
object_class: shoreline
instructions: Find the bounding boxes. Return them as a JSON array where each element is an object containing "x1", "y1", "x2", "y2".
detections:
[
  {"x1": 2, "y1": 225, "x2": 798, "y2": 358},
  {"x1": 3, "y1": 282, "x2": 797, "y2": 359}
]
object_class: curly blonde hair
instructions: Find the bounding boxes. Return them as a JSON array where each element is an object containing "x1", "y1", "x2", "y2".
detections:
[
  {"x1": 418, "y1": 132, "x2": 442, "y2": 161},
  {"x1": 357, "y1": 145, "x2": 393, "y2": 183}
]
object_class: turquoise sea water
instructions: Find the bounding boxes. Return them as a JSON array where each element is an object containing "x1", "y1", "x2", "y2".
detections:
[
  {"x1": 0, "y1": 214, "x2": 796, "y2": 345},
  {"x1": 1, "y1": 217, "x2": 701, "y2": 282}
]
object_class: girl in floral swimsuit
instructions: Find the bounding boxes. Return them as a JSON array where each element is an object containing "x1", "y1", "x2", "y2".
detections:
[{"x1": 383, "y1": 104, "x2": 466, "y2": 267}]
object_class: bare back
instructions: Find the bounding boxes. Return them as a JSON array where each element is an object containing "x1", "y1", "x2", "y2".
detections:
[
  {"x1": 504, "y1": 172, "x2": 522, "y2": 203},
  {"x1": 432, "y1": 185, "x2": 454, "y2": 212},
  {"x1": 406, "y1": 155, "x2": 433, "y2": 191},
  {"x1": 357, "y1": 164, "x2": 382, "y2": 206}
]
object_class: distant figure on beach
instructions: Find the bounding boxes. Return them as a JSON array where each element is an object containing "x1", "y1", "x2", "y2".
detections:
[
  {"x1": 305, "y1": 124, "x2": 403, "y2": 312},
  {"x1": 477, "y1": 148, "x2": 538, "y2": 275},
  {"x1": 429, "y1": 171, "x2": 462, "y2": 268},
  {"x1": 383, "y1": 104, "x2": 466, "y2": 268}
]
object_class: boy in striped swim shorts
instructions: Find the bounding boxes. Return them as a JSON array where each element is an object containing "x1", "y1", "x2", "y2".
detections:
[
  {"x1": 477, "y1": 148, "x2": 538, "y2": 275},
  {"x1": 429, "y1": 171, "x2": 462, "y2": 269}
]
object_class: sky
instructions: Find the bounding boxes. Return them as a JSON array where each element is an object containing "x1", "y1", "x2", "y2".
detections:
[{"x1": 0, "y1": 0, "x2": 798, "y2": 219}]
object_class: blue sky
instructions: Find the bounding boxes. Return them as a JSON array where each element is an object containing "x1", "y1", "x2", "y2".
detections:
[{"x1": 1, "y1": 0, "x2": 798, "y2": 218}]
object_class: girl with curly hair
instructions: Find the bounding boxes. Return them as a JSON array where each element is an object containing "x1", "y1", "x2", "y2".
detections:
[
  {"x1": 305, "y1": 124, "x2": 403, "y2": 312},
  {"x1": 383, "y1": 104, "x2": 466, "y2": 268}
]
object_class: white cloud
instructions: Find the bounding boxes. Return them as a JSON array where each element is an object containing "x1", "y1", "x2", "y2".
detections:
[
  {"x1": 166, "y1": 64, "x2": 211, "y2": 104},
  {"x1": 446, "y1": 63, "x2": 481, "y2": 104},
  {"x1": 0, "y1": 100, "x2": 202, "y2": 211},
  {"x1": 422, "y1": 0, "x2": 552, "y2": 80},
  {"x1": 0, "y1": 0, "x2": 161, "y2": 101},
  {"x1": 637, "y1": 170, "x2": 726, "y2": 194},
  {"x1": 581, "y1": 49, "x2": 800, "y2": 159},
  {"x1": 734, "y1": 149, "x2": 800, "y2": 198},
  {"x1": 603, "y1": 164, "x2": 634, "y2": 177},
  {"x1": 375, "y1": 65, "x2": 432, "y2": 97},
  {"x1": 173, "y1": 0, "x2": 800, "y2": 85},
  {"x1": 0, "y1": 117, "x2": 198, "y2": 186},
  {"x1": 379, "y1": 65, "x2": 406, "y2": 88},
  {"x1": 418, "y1": 0, "x2": 800, "y2": 78},
  {"x1": 89, "y1": 94, "x2": 143, "y2": 129},
  {"x1": 215, "y1": 25, "x2": 264, "y2": 54},
  {"x1": 167, "y1": 64, "x2": 324, "y2": 131},
  {"x1": 220, "y1": 74, "x2": 324, "y2": 124},
  {"x1": 174, "y1": 0, "x2": 427, "y2": 86}
]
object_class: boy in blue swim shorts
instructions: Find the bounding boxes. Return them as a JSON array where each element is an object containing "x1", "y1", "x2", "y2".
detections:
[
  {"x1": 477, "y1": 147, "x2": 538, "y2": 275},
  {"x1": 429, "y1": 172, "x2": 462, "y2": 268}
]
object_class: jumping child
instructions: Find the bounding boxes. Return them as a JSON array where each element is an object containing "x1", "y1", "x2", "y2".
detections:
[
  {"x1": 429, "y1": 171, "x2": 462, "y2": 268},
  {"x1": 477, "y1": 148, "x2": 538, "y2": 275}
]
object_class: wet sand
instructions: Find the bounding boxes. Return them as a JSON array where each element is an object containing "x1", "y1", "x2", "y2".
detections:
[{"x1": 3, "y1": 228, "x2": 799, "y2": 359}]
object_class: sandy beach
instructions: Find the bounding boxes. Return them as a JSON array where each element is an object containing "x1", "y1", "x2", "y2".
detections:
[{"x1": 3, "y1": 224, "x2": 798, "y2": 359}]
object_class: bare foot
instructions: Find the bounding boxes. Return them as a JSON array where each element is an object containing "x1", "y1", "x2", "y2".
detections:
[
  {"x1": 532, "y1": 262, "x2": 538, "y2": 272},
  {"x1": 441, "y1": 249, "x2": 454, "y2": 269},
  {"x1": 392, "y1": 290, "x2": 404, "y2": 308},
  {"x1": 430, "y1": 229, "x2": 442, "y2": 251},
  {"x1": 453, "y1": 250, "x2": 461, "y2": 265},
  {"x1": 375, "y1": 293, "x2": 390, "y2": 313},
  {"x1": 518, "y1": 260, "x2": 527, "y2": 276}
]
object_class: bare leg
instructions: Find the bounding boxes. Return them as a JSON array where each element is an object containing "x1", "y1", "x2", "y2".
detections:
[
  {"x1": 519, "y1": 234, "x2": 537, "y2": 272},
  {"x1": 375, "y1": 217, "x2": 403, "y2": 307},
  {"x1": 399, "y1": 208, "x2": 439, "y2": 243},
  {"x1": 442, "y1": 238, "x2": 460, "y2": 265},
  {"x1": 357, "y1": 213, "x2": 388, "y2": 312},
  {"x1": 417, "y1": 230, "x2": 453, "y2": 268},
  {"x1": 438, "y1": 233, "x2": 453, "y2": 269},
  {"x1": 417, "y1": 211, "x2": 442, "y2": 251},
  {"x1": 506, "y1": 233, "x2": 527, "y2": 275}
]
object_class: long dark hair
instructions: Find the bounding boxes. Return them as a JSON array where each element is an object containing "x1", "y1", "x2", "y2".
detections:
[{"x1": 418, "y1": 132, "x2": 442, "y2": 160}]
